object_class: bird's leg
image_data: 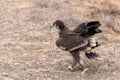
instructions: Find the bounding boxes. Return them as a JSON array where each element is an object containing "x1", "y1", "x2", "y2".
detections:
[
  {"x1": 68, "y1": 51, "x2": 78, "y2": 71},
  {"x1": 69, "y1": 50, "x2": 89, "y2": 74},
  {"x1": 79, "y1": 58, "x2": 89, "y2": 75},
  {"x1": 70, "y1": 50, "x2": 84, "y2": 70},
  {"x1": 76, "y1": 53, "x2": 89, "y2": 74},
  {"x1": 76, "y1": 54, "x2": 84, "y2": 70}
]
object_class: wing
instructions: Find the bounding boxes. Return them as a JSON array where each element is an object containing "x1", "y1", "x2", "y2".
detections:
[
  {"x1": 56, "y1": 34, "x2": 89, "y2": 52},
  {"x1": 73, "y1": 21, "x2": 102, "y2": 36}
]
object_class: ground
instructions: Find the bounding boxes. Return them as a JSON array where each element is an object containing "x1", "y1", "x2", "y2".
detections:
[{"x1": 0, "y1": 0, "x2": 120, "y2": 80}]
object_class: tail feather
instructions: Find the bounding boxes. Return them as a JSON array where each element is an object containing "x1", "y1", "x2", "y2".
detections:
[{"x1": 85, "y1": 52, "x2": 102, "y2": 61}]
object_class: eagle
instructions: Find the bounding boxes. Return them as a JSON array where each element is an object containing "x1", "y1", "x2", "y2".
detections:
[{"x1": 52, "y1": 20, "x2": 102, "y2": 72}]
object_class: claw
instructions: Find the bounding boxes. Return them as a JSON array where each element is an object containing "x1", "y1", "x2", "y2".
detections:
[
  {"x1": 81, "y1": 68, "x2": 89, "y2": 75},
  {"x1": 67, "y1": 65, "x2": 74, "y2": 71}
]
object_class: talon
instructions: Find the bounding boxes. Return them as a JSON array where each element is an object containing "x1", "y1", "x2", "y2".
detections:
[
  {"x1": 67, "y1": 65, "x2": 74, "y2": 71},
  {"x1": 81, "y1": 68, "x2": 89, "y2": 75}
]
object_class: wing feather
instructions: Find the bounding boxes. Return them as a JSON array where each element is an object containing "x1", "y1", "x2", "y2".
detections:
[{"x1": 56, "y1": 34, "x2": 89, "y2": 51}]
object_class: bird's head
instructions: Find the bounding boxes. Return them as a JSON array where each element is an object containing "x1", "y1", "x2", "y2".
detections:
[{"x1": 53, "y1": 20, "x2": 65, "y2": 30}]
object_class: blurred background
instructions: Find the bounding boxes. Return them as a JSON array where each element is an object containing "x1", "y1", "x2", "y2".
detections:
[{"x1": 0, "y1": 0, "x2": 120, "y2": 80}]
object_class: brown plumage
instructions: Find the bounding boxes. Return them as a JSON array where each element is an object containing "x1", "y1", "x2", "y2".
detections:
[{"x1": 53, "y1": 20, "x2": 102, "y2": 71}]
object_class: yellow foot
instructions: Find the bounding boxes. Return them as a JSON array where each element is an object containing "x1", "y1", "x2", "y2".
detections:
[
  {"x1": 81, "y1": 68, "x2": 89, "y2": 75},
  {"x1": 67, "y1": 65, "x2": 74, "y2": 71}
]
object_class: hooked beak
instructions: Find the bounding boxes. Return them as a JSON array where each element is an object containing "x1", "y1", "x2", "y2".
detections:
[{"x1": 50, "y1": 22, "x2": 56, "y2": 28}]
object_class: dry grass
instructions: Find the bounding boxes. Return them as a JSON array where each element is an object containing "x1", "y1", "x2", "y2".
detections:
[{"x1": 0, "y1": 0, "x2": 120, "y2": 80}]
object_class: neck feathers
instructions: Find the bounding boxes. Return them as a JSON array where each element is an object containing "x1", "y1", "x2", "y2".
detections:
[{"x1": 58, "y1": 27, "x2": 70, "y2": 37}]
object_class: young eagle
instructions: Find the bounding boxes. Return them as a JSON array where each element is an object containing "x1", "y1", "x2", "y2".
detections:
[{"x1": 52, "y1": 20, "x2": 102, "y2": 71}]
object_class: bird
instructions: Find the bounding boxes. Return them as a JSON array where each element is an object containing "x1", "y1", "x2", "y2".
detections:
[{"x1": 52, "y1": 20, "x2": 102, "y2": 72}]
